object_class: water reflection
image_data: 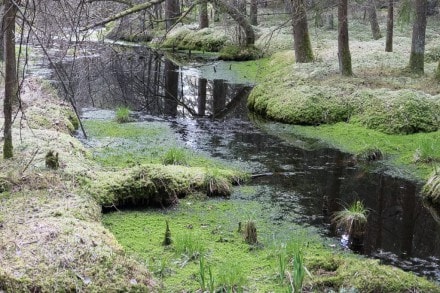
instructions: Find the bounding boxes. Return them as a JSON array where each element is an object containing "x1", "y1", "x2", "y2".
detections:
[{"x1": 48, "y1": 44, "x2": 251, "y2": 118}]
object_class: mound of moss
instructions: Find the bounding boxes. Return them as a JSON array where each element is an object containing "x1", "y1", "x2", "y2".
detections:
[
  {"x1": 161, "y1": 26, "x2": 229, "y2": 52},
  {"x1": 350, "y1": 89, "x2": 440, "y2": 134},
  {"x1": 248, "y1": 51, "x2": 440, "y2": 134},
  {"x1": 87, "y1": 164, "x2": 245, "y2": 207},
  {"x1": 219, "y1": 45, "x2": 262, "y2": 61}
]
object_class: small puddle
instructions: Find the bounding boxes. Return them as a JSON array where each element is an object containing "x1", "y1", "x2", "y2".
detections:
[{"x1": 34, "y1": 42, "x2": 440, "y2": 281}]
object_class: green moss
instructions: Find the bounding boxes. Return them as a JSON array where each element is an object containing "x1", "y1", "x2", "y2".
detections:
[
  {"x1": 102, "y1": 197, "x2": 438, "y2": 292},
  {"x1": 161, "y1": 27, "x2": 229, "y2": 52},
  {"x1": 219, "y1": 45, "x2": 261, "y2": 61},
  {"x1": 350, "y1": 89, "x2": 440, "y2": 134},
  {"x1": 86, "y1": 164, "x2": 245, "y2": 207}
]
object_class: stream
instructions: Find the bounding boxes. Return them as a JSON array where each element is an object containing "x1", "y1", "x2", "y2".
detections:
[{"x1": 31, "y1": 41, "x2": 440, "y2": 282}]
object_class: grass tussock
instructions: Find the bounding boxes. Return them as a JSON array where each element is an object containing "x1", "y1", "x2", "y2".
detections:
[{"x1": 423, "y1": 172, "x2": 440, "y2": 205}]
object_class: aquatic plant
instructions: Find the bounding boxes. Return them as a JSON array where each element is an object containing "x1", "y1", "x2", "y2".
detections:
[
  {"x1": 199, "y1": 255, "x2": 207, "y2": 291},
  {"x1": 278, "y1": 251, "x2": 287, "y2": 283},
  {"x1": 332, "y1": 201, "x2": 368, "y2": 250},
  {"x1": 243, "y1": 220, "x2": 258, "y2": 245},
  {"x1": 115, "y1": 107, "x2": 131, "y2": 123},
  {"x1": 161, "y1": 147, "x2": 188, "y2": 165}
]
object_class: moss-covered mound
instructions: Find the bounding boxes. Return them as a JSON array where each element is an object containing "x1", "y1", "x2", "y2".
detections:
[
  {"x1": 219, "y1": 45, "x2": 262, "y2": 61},
  {"x1": 248, "y1": 51, "x2": 440, "y2": 134},
  {"x1": 423, "y1": 172, "x2": 440, "y2": 205},
  {"x1": 160, "y1": 26, "x2": 229, "y2": 52},
  {"x1": 350, "y1": 89, "x2": 440, "y2": 134},
  {"x1": 87, "y1": 165, "x2": 245, "y2": 207},
  {"x1": 0, "y1": 79, "x2": 156, "y2": 292}
]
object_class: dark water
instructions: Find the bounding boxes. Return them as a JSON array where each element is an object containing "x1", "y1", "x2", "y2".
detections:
[{"x1": 38, "y1": 42, "x2": 440, "y2": 281}]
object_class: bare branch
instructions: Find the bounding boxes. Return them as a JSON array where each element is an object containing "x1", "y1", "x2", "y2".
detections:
[{"x1": 81, "y1": 0, "x2": 165, "y2": 31}]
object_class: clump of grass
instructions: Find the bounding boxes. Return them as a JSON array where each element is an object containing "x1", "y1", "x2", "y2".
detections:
[
  {"x1": 217, "y1": 262, "x2": 247, "y2": 292},
  {"x1": 422, "y1": 172, "x2": 440, "y2": 204},
  {"x1": 174, "y1": 232, "x2": 205, "y2": 260},
  {"x1": 204, "y1": 169, "x2": 232, "y2": 197},
  {"x1": 332, "y1": 201, "x2": 369, "y2": 250},
  {"x1": 161, "y1": 147, "x2": 188, "y2": 165},
  {"x1": 414, "y1": 139, "x2": 440, "y2": 163},
  {"x1": 115, "y1": 107, "x2": 131, "y2": 123}
]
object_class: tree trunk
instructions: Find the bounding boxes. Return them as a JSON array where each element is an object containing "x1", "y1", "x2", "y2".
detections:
[
  {"x1": 209, "y1": 0, "x2": 255, "y2": 45},
  {"x1": 199, "y1": 0, "x2": 209, "y2": 28},
  {"x1": 292, "y1": 0, "x2": 314, "y2": 63},
  {"x1": 368, "y1": 0, "x2": 382, "y2": 39},
  {"x1": 409, "y1": 0, "x2": 427, "y2": 74},
  {"x1": 338, "y1": 0, "x2": 352, "y2": 76},
  {"x1": 3, "y1": 0, "x2": 16, "y2": 159},
  {"x1": 250, "y1": 0, "x2": 258, "y2": 25},
  {"x1": 165, "y1": 0, "x2": 181, "y2": 30},
  {"x1": 0, "y1": 3, "x2": 5, "y2": 62},
  {"x1": 385, "y1": 0, "x2": 393, "y2": 52},
  {"x1": 197, "y1": 78, "x2": 207, "y2": 116}
]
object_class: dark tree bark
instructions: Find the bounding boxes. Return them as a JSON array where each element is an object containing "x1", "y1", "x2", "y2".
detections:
[
  {"x1": 165, "y1": 0, "x2": 181, "y2": 30},
  {"x1": 338, "y1": 0, "x2": 352, "y2": 76},
  {"x1": 409, "y1": 0, "x2": 428, "y2": 74},
  {"x1": 250, "y1": 0, "x2": 258, "y2": 25},
  {"x1": 199, "y1": 0, "x2": 209, "y2": 28},
  {"x1": 368, "y1": 0, "x2": 382, "y2": 39},
  {"x1": 385, "y1": 0, "x2": 393, "y2": 52},
  {"x1": 292, "y1": 0, "x2": 314, "y2": 63},
  {"x1": 3, "y1": 0, "x2": 16, "y2": 159}
]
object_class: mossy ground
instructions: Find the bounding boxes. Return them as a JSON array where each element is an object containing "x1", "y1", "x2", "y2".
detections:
[{"x1": 103, "y1": 188, "x2": 439, "y2": 292}]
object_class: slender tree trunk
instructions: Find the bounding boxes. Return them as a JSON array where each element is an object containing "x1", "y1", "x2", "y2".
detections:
[
  {"x1": 199, "y1": 0, "x2": 209, "y2": 28},
  {"x1": 250, "y1": 0, "x2": 258, "y2": 25},
  {"x1": 409, "y1": 0, "x2": 427, "y2": 74},
  {"x1": 3, "y1": 0, "x2": 16, "y2": 159},
  {"x1": 338, "y1": 0, "x2": 352, "y2": 76},
  {"x1": 368, "y1": 0, "x2": 382, "y2": 39},
  {"x1": 385, "y1": 0, "x2": 393, "y2": 52},
  {"x1": 292, "y1": 0, "x2": 314, "y2": 63},
  {"x1": 0, "y1": 3, "x2": 5, "y2": 62},
  {"x1": 165, "y1": 0, "x2": 180, "y2": 30}
]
